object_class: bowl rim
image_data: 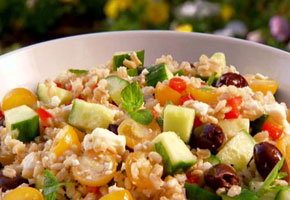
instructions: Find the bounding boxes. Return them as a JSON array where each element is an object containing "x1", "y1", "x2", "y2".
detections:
[{"x1": 1, "y1": 30, "x2": 289, "y2": 60}]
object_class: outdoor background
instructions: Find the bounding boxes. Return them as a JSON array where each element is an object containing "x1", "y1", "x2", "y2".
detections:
[{"x1": 1, "y1": 0, "x2": 290, "y2": 54}]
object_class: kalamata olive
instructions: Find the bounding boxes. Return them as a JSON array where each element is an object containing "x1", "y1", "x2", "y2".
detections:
[
  {"x1": 216, "y1": 72, "x2": 248, "y2": 88},
  {"x1": 254, "y1": 142, "x2": 289, "y2": 180},
  {"x1": 0, "y1": 171, "x2": 28, "y2": 191},
  {"x1": 190, "y1": 123, "x2": 225, "y2": 154},
  {"x1": 108, "y1": 124, "x2": 119, "y2": 135},
  {"x1": 204, "y1": 164, "x2": 240, "y2": 190}
]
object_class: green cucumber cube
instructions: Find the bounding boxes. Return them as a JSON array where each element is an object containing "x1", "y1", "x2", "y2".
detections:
[
  {"x1": 106, "y1": 76, "x2": 129, "y2": 105},
  {"x1": 276, "y1": 188, "x2": 290, "y2": 200},
  {"x1": 145, "y1": 63, "x2": 173, "y2": 87},
  {"x1": 113, "y1": 50, "x2": 145, "y2": 71},
  {"x1": 163, "y1": 105, "x2": 195, "y2": 143},
  {"x1": 68, "y1": 99, "x2": 114, "y2": 131},
  {"x1": 217, "y1": 131, "x2": 256, "y2": 171},
  {"x1": 218, "y1": 118, "x2": 249, "y2": 139},
  {"x1": 4, "y1": 105, "x2": 40, "y2": 142},
  {"x1": 153, "y1": 131, "x2": 197, "y2": 175}
]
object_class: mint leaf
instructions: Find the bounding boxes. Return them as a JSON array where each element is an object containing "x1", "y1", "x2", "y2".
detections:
[
  {"x1": 43, "y1": 170, "x2": 59, "y2": 200},
  {"x1": 129, "y1": 109, "x2": 153, "y2": 125},
  {"x1": 68, "y1": 69, "x2": 88, "y2": 74},
  {"x1": 206, "y1": 72, "x2": 217, "y2": 86},
  {"x1": 121, "y1": 81, "x2": 143, "y2": 113}
]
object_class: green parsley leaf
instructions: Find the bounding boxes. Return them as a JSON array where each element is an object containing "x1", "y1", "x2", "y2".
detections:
[
  {"x1": 43, "y1": 170, "x2": 59, "y2": 200},
  {"x1": 129, "y1": 109, "x2": 153, "y2": 125},
  {"x1": 121, "y1": 81, "x2": 143, "y2": 113},
  {"x1": 68, "y1": 69, "x2": 89, "y2": 75}
]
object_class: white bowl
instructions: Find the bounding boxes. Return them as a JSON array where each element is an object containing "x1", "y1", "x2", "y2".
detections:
[{"x1": 0, "y1": 31, "x2": 290, "y2": 104}]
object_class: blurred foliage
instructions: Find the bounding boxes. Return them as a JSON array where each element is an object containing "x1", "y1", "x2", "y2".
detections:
[{"x1": 1, "y1": 0, "x2": 290, "y2": 53}]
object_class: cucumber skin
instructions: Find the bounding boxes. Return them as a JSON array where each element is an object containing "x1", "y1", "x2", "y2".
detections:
[
  {"x1": 250, "y1": 114, "x2": 269, "y2": 136},
  {"x1": 106, "y1": 76, "x2": 129, "y2": 105},
  {"x1": 113, "y1": 50, "x2": 145, "y2": 71},
  {"x1": 155, "y1": 142, "x2": 195, "y2": 175},
  {"x1": 185, "y1": 183, "x2": 221, "y2": 200},
  {"x1": 11, "y1": 115, "x2": 40, "y2": 142},
  {"x1": 205, "y1": 155, "x2": 221, "y2": 166},
  {"x1": 276, "y1": 188, "x2": 290, "y2": 200},
  {"x1": 145, "y1": 63, "x2": 171, "y2": 87}
]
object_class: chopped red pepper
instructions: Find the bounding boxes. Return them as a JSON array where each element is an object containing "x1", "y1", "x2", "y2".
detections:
[
  {"x1": 224, "y1": 96, "x2": 242, "y2": 119},
  {"x1": 55, "y1": 82, "x2": 62, "y2": 88},
  {"x1": 193, "y1": 116, "x2": 203, "y2": 128},
  {"x1": 67, "y1": 85, "x2": 73, "y2": 91},
  {"x1": 87, "y1": 186, "x2": 99, "y2": 195},
  {"x1": 0, "y1": 110, "x2": 4, "y2": 119},
  {"x1": 92, "y1": 84, "x2": 98, "y2": 90},
  {"x1": 262, "y1": 121, "x2": 283, "y2": 140},
  {"x1": 179, "y1": 94, "x2": 194, "y2": 105},
  {"x1": 169, "y1": 77, "x2": 187, "y2": 93},
  {"x1": 186, "y1": 175, "x2": 200, "y2": 184},
  {"x1": 151, "y1": 109, "x2": 159, "y2": 121},
  {"x1": 37, "y1": 108, "x2": 53, "y2": 124}
]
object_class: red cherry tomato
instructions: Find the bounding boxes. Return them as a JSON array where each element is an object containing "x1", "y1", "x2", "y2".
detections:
[
  {"x1": 224, "y1": 108, "x2": 240, "y2": 119},
  {"x1": 193, "y1": 116, "x2": 203, "y2": 128},
  {"x1": 169, "y1": 78, "x2": 187, "y2": 93},
  {"x1": 262, "y1": 121, "x2": 283, "y2": 140},
  {"x1": 87, "y1": 186, "x2": 99, "y2": 195},
  {"x1": 179, "y1": 94, "x2": 194, "y2": 105},
  {"x1": 224, "y1": 97, "x2": 242, "y2": 119},
  {"x1": 186, "y1": 175, "x2": 200, "y2": 184},
  {"x1": 37, "y1": 108, "x2": 53, "y2": 124},
  {"x1": 227, "y1": 96, "x2": 242, "y2": 108},
  {"x1": 55, "y1": 82, "x2": 62, "y2": 88}
]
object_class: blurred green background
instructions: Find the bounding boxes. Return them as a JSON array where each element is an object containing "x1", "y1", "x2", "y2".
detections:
[{"x1": 1, "y1": 0, "x2": 290, "y2": 54}]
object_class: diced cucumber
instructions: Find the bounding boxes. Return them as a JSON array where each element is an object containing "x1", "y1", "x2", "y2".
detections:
[
  {"x1": 276, "y1": 188, "x2": 290, "y2": 200},
  {"x1": 218, "y1": 118, "x2": 249, "y2": 139},
  {"x1": 145, "y1": 63, "x2": 173, "y2": 87},
  {"x1": 68, "y1": 99, "x2": 114, "y2": 131},
  {"x1": 106, "y1": 76, "x2": 129, "y2": 105},
  {"x1": 113, "y1": 50, "x2": 145, "y2": 71},
  {"x1": 163, "y1": 105, "x2": 195, "y2": 143},
  {"x1": 205, "y1": 155, "x2": 221, "y2": 166},
  {"x1": 153, "y1": 132, "x2": 197, "y2": 175},
  {"x1": 37, "y1": 83, "x2": 73, "y2": 105},
  {"x1": 185, "y1": 183, "x2": 221, "y2": 200},
  {"x1": 250, "y1": 114, "x2": 269, "y2": 136},
  {"x1": 4, "y1": 105, "x2": 40, "y2": 142},
  {"x1": 260, "y1": 190, "x2": 280, "y2": 200},
  {"x1": 217, "y1": 131, "x2": 256, "y2": 171},
  {"x1": 211, "y1": 52, "x2": 226, "y2": 74},
  {"x1": 249, "y1": 180, "x2": 263, "y2": 193}
]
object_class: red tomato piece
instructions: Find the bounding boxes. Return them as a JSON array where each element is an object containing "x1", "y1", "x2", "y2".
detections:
[
  {"x1": 0, "y1": 110, "x2": 3, "y2": 119},
  {"x1": 224, "y1": 97, "x2": 242, "y2": 119},
  {"x1": 169, "y1": 78, "x2": 187, "y2": 93},
  {"x1": 262, "y1": 121, "x2": 283, "y2": 140},
  {"x1": 67, "y1": 85, "x2": 73, "y2": 91},
  {"x1": 227, "y1": 96, "x2": 242, "y2": 108},
  {"x1": 193, "y1": 116, "x2": 203, "y2": 128},
  {"x1": 186, "y1": 175, "x2": 200, "y2": 184},
  {"x1": 87, "y1": 186, "x2": 99, "y2": 195},
  {"x1": 179, "y1": 94, "x2": 194, "y2": 105},
  {"x1": 55, "y1": 82, "x2": 62, "y2": 88},
  {"x1": 37, "y1": 108, "x2": 53, "y2": 124}
]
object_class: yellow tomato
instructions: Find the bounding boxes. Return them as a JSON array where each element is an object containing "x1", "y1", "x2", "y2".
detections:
[
  {"x1": 155, "y1": 82, "x2": 181, "y2": 106},
  {"x1": 99, "y1": 189, "x2": 133, "y2": 200},
  {"x1": 245, "y1": 76, "x2": 278, "y2": 95},
  {"x1": 186, "y1": 85, "x2": 219, "y2": 104},
  {"x1": 1, "y1": 88, "x2": 37, "y2": 111},
  {"x1": 118, "y1": 118, "x2": 160, "y2": 149},
  {"x1": 72, "y1": 151, "x2": 117, "y2": 187},
  {"x1": 276, "y1": 135, "x2": 290, "y2": 181},
  {"x1": 51, "y1": 125, "x2": 81, "y2": 157},
  {"x1": 4, "y1": 187, "x2": 44, "y2": 200}
]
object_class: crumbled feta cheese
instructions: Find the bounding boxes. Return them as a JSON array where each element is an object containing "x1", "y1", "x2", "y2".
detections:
[
  {"x1": 50, "y1": 96, "x2": 61, "y2": 107},
  {"x1": 83, "y1": 128, "x2": 126, "y2": 155},
  {"x1": 21, "y1": 152, "x2": 39, "y2": 178},
  {"x1": 255, "y1": 73, "x2": 268, "y2": 80},
  {"x1": 185, "y1": 100, "x2": 209, "y2": 116}
]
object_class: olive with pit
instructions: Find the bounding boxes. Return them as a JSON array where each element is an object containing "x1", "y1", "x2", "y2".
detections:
[
  {"x1": 204, "y1": 164, "x2": 240, "y2": 190},
  {"x1": 0, "y1": 171, "x2": 28, "y2": 191},
  {"x1": 190, "y1": 123, "x2": 225, "y2": 154},
  {"x1": 216, "y1": 72, "x2": 248, "y2": 88},
  {"x1": 254, "y1": 142, "x2": 289, "y2": 180}
]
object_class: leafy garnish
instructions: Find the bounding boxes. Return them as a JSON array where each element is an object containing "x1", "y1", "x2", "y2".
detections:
[
  {"x1": 206, "y1": 72, "x2": 217, "y2": 86},
  {"x1": 129, "y1": 109, "x2": 153, "y2": 125},
  {"x1": 174, "y1": 69, "x2": 184, "y2": 76},
  {"x1": 68, "y1": 69, "x2": 88, "y2": 75},
  {"x1": 127, "y1": 69, "x2": 138, "y2": 76},
  {"x1": 121, "y1": 81, "x2": 143, "y2": 113}
]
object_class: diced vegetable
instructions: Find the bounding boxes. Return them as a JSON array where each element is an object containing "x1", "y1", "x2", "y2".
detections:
[
  {"x1": 218, "y1": 118, "x2": 249, "y2": 139},
  {"x1": 37, "y1": 108, "x2": 53, "y2": 125},
  {"x1": 250, "y1": 114, "x2": 269, "y2": 135},
  {"x1": 106, "y1": 76, "x2": 129, "y2": 105},
  {"x1": 169, "y1": 77, "x2": 187, "y2": 93},
  {"x1": 262, "y1": 121, "x2": 283, "y2": 140},
  {"x1": 51, "y1": 125, "x2": 81, "y2": 157},
  {"x1": 221, "y1": 189, "x2": 258, "y2": 200},
  {"x1": 245, "y1": 75, "x2": 279, "y2": 95},
  {"x1": 72, "y1": 151, "x2": 117, "y2": 187},
  {"x1": 153, "y1": 131, "x2": 197, "y2": 174},
  {"x1": 68, "y1": 69, "x2": 88, "y2": 75},
  {"x1": 3, "y1": 187, "x2": 44, "y2": 200},
  {"x1": 224, "y1": 97, "x2": 242, "y2": 119},
  {"x1": 68, "y1": 99, "x2": 114, "y2": 131},
  {"x1": 37, "y1": 83, "x2": 73, "y2": 105},
  {"x1": 127, "y1": 68, "x2": 138, "y2": 76},
  {"x1": 217, "y1": 131, "x2": 256, "y2": 171},
  {"x1": 211, "y1": 52, "x2": 226, "y2": 69},
  {"x1": 276, "y1": 188, "x2": 290, "y2": 200},
  {"x1": 4, "y1": 105, "x2": 40, "y2": 142},
  {"x1": 174, "y1": 69, "x2": 184, "y2": 76},
  {"x1": 179, "y1": 94, "x2": 194, "y2": 105},
  {"x1": 1, "y1": 88, "x2": 37, "y2": 111},
  {"x1": 155, "y1": 82, "x2": 182, "y2": 106},
  {"x1": 205, "y1": 155, "x2": 221, "y2": 166},
  {"x1": 146, "y1": 63, "x2": 173, "y2": 87},
  {"x1": 193, "y1": 116, "x2": 203, "y2": 128},
  {"x1": 163, "y1": 104, "x2": 195, "y2": 143},
  {"x1": 113, "y1": 50, "x2": 144, "y2": 71},
  {"x1": 186, "y1": 85, "x2": 219, "y2": 104},
  {"x1": 185, "y1": 183, "x2": 221, "y2": 200},
  {"x1": 99, "y1": 189, "x2": 133, "y2": 200}
]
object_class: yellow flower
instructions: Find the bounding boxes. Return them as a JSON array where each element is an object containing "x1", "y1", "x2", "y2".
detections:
[
  {"x1": 104, "y1": 0, "x2": 119, "y2": 19},
  {"x1": 175, "y1": 24, "x2": 193, "y2": 32},
  {"x1": 145, "y1": 2, "x2": 169, "y2": 25},
  {"x1": 221, "y1": 5, "x2": 234, "y2": 22}
]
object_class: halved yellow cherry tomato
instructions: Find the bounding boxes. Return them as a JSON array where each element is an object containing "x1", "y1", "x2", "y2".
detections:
[
  {"x1": 245, "y1": 75, "x2": 278, "y2": 95},
  {"x1": 72, "y1": 150, "x2": 117, "y2": 187},
  {"x1": 51, "y1": 125, "x2": 81, "y2": 157},
  {"x1": 155, "y1": 82, "x2": 182, "y2": 106},
  {"x1": 125, "y1": 151, "x2": 158, "y2": 189},
  {"x1": 118, "y1": 118, "x2": 160, "y2": 149},
  {"x1": 57, "y1": 122, "x2": 85, "y2": 142},
  {"x1": 186, "y1": 85, "x2": 219, "y2": 104},
  {"x1": 1, "y1": 88, "x2": 37, "y2": 111},
  {"x1": 4, "y1": 187, "x2": 44, "y2": 200},
  {"x1": 99, "y1": 189, "x2": 133, "y2": 200}
]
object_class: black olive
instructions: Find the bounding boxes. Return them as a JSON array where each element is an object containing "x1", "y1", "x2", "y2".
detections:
[
  {"x1": 204, "y1": 164, "x2": 240, "y2": 190},
  {"x1": 254, "y1": 142, "x2": 289, "y2": 180},
  {"x1": 0, "y1": 171, "x2": 28, "y2": 191},
  {"x1": 216, "y1": 72, "x2": 248, "y2": 88},
  {"x1": 190, "y1": 123, "x2": 225, "y2": 154},
  {"x1": 108, "y1": 124, "x2": 119, "y2": 135}
]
